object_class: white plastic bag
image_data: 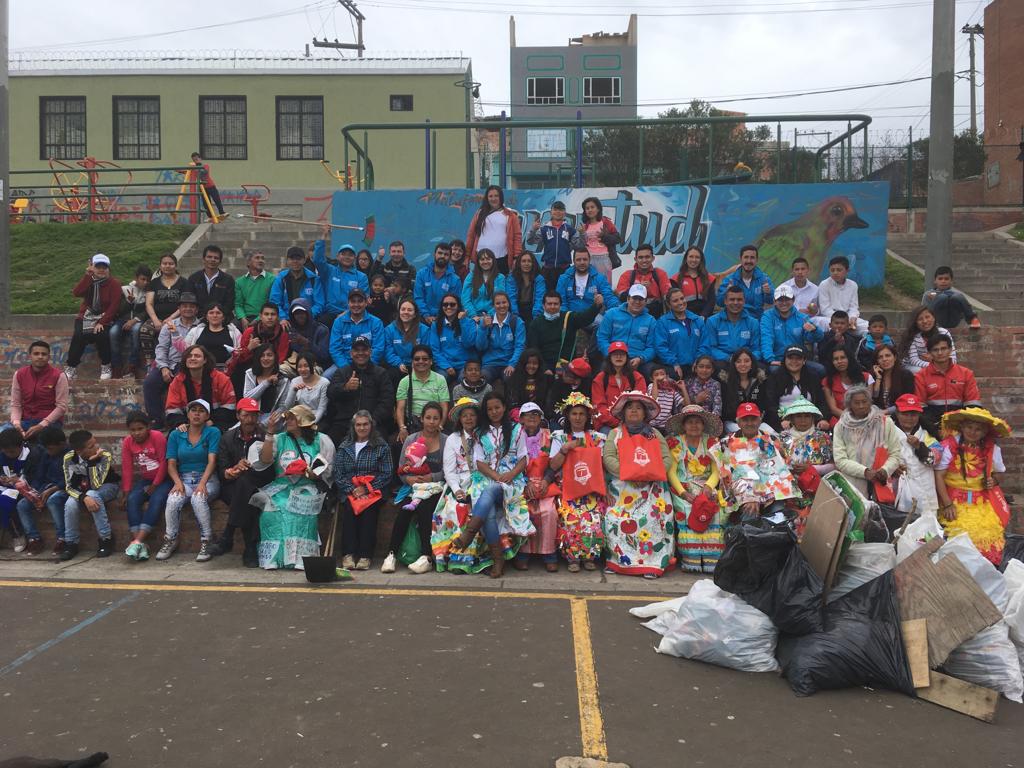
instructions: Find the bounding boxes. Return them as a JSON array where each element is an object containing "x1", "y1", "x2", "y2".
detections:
[
  {"x1": 933, "y1": 533, "x2": 1009, "y2": 612},
  {"x1": 1003, "y1": 560, "x2": 1024, "y2": 669},
  {"x1": 628, "y1": 596, "x2": 686, "y2": 620},
  {"x1": 895, "y1": 515, "x2": 945, "y2": 563},
  {"x1": 635, "y1": 579, "x2": 780, "y2": 673},
  {"x1": 943, "y1": 622, "x2": 1024, "y2": 703},
  {"x1": 827, "y1": 543, "x2": 897, "y2": 602}
]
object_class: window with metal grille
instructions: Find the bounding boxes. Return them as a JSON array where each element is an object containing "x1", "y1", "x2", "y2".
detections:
[
  {"x1": 526, "y1": 77, "x2": 565, "y2": 105},
  {"x1": 199, "y1": 96, "x2": 247, "y2": 160},
  {"x1": 390, "y1": 94, "x2": 414, "y2": 111},
  {"x1": 39, "y1": 96, "x2": 86, "y2": 160},
  {"x1": 583, "y1": 77, "x2": 621, "y2": 105},
  {"x1": 113, "y1": 96, "x2": 161, "y2": 160},
  {"x1": 276, "y1": 96, "x2": 324, "y2": 160}
]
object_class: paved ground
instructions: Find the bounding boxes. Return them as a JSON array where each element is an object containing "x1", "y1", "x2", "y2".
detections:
[{"x1": 2, "y1": 558, "x2": 1024, "y2": 768}]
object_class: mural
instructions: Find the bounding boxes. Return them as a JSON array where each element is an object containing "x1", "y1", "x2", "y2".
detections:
[{"x1": 332, "y1": 182, "x2": 890, "y2": 288}]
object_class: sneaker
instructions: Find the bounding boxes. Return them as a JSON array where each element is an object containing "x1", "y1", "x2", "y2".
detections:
[
  {"x1": 341, "y1": 554, "x2": 356, "y2": 570},
  {"x1": 12, "y1": 536, "x2": 27, "y2": 553},
  {"x1": 52, "y1": 539, "x2": 66, "y2": 556},
  {"x1": 63, "y1": 366, "x2": 77, "y2": 381},
  {"x1": 355, "y1": 557, "x2": 371, "y2": 571},
  {"x1": 125, "y1": 542, "x2": 142, "y2": 560},
  {"x1": 99, "y1": 365, "x2": 113, "y2": 380},
  {"x1": 59, "y1": 542, "x2": 80, "y2": 562},
  {"x1": 25, "y1": 538, "x2": 45, "y2": 555},
  {"x1": 969, "y1": 317, "x2": 982, "y2": 329},
  {"x1": 155, "y1": 536, "x2": 178, "y2": 561},
  {"x1": 408, "y1": 555, "x2": 432, "y2": 574},
  {"x1": 381, "y1": 552, "x2": 397, "y2": 573},
  {"x1": 96, "y1": 537, "x2": 115, "y2": 558},
  {"x1": 196, "y1": 540, "x2": 213, "y2": 562}
]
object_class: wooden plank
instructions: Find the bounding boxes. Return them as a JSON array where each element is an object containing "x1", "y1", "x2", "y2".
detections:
[
  {"x1": 894, "y1": 540, "x2": 1003, "y2": 668},
  {"x1": 916, "y1": 671, "x2": 999, "y2": 723},
  {"x1": 902, "y1": 619, "x2": 930, "y2": 689},
  {"x1": 799, "y1": 481, "x2": 849, "y2": 591}
]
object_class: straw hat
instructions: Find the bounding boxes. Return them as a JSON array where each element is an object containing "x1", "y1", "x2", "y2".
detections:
[
  {"x1": 557, "y1": 391, "x2": 595, "y2": 414},
  {"x1": 610, "y1": 390, "x2": 660, "y2": 420},
  {"x1": 666, "y1": 405, "x2": 723, "y2": 437},
  {"x1": 940, "y1": 407, "x2": 1010, "y2": 438},
  {"x1": 287, "y1": 404, "x2": 318, "y2": 429},
  {"x1": 449, "y1": 396, "x2": 481, "y2": 424}
]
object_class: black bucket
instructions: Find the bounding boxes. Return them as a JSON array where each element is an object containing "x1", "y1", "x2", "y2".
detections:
[{"x1": 303, "y1": 555, "x2": 338, "y2": 583}]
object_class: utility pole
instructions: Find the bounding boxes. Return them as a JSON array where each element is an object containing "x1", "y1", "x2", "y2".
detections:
[
  {"x1": 925, "y1": 0, "x2": 955, "y2": 282},
  {"x1": 312, "y1": 1, "x2": 365, "y2": 57},
  {"x1": 961, "y1": 23, "x2": 984, "y2": 136},
  {"x1": 0, "y1": 0, "x2": 10, "y2": 330}
]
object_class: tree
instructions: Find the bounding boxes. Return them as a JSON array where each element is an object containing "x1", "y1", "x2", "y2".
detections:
[{"x1": 911, "y1": 129, "x2": 987, "y2": 192}]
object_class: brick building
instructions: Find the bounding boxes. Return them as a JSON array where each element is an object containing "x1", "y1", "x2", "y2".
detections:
[{"x1": 981, "y1": 0, "x2": 1024, "y2": 206}]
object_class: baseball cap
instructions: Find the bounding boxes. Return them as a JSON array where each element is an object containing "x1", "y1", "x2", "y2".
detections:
[
  {"x1": 187, "y1": 398, "x2": 211, "y2": 413},
  {"x1": 237, "y1": 397, "x2": 260, "y2": 413},
  {"x1": 91, "y1": 254, "x2": 110, "y2": 267},
  {"x1": 895, "y1": 394, "x2": 924, "y2": 413},
  {"x1": 774, "y1": 284, "x2": 795, "y2": 301},
  {"x1": 783, "y1": 345, "x2": 806, "y2": 358},
  {"x1": 351, "y1": 335, "x2": 371, "y2": 349},
  {"x1": 336, "y1": 243, "x2": 357, "y2": 254},
  {"x1": 736, "y1": 402, "x2": 762, "y2": 419},
  {"x1": 518, "y1": 402, "x2": 543, "y2": 416},
  {"x1": 608, "y1": 341, "x2": 629, "y2": 354},
  {"x1": 348, "y1": 288, "x2": 367, "y2": 300},
  {"x1": 178, "y1": 292, "x2": 199, "y2": 306},
  {"x1": 567, "y1": 358, "x2": 592, "y2": 378},
  {"x1": 628, "y1": 284, "x2": 648, "y2": 299}
]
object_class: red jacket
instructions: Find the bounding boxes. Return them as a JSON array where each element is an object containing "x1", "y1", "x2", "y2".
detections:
[
  {"x1": 465, "y1": 207, "x2": 523, "y2": 263},
  {"x1": 165, "y1": 370, "x2": 237, "y2": 418},
  {"x1": 592, "y1": 370, "x2": 648, "y2": 430},
  {"x1": 227, "y1": 323, "x2": 290, "y2": 375},
  {"x1": 72, "y1": 273, "x2": 123, "y2": 326},
  {"x1": 615, "y1": 267, "x2": 672, "y2": 302},
  {"x1": 914, "y1": 362, "x2": 981, "y2": 410}
]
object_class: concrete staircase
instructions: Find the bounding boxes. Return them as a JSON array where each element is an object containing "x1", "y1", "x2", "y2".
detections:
[
  {"x1": 176, "y1": 218, "x2": 323, "y2": 276},
  {"x1": 887, "y1": 232, "x2": 1024, "y2": 311}
]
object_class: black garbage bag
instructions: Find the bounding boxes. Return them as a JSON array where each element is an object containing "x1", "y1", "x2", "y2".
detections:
[
  {"x1": 776, "y1": 571, "x2": 914, "y2": 697},
  {"x1": 877, "y1": 503, "x2": 917, "y2": 542},
  {"x1": 1000, "y1": 534, "x2": 1024, "y2": 573},
  {"x1": 714, "y1": 522, "x2": 825, "y2": 636}
]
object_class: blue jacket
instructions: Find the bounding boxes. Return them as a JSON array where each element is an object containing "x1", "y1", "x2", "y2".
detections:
[
  {"x1": 383, "y1": 321, "x2": 432, "y2": 369},
  {"x1": 759, "y1": 307, "x2": 823, "y2": 363},
  {"x1": 506, "y1": 273, "x2": 546, "y2": 322},
  {"x1": 414, "y1": 265, "x2": 463, "y2": 318},
  {"x1": 329, "y1": 311, "x2": 385, "y2": 368},
  {"x1": 527, "y1": 221, "x2": 580, "y2": 269},
  {"x1": 716, "y1": 267, "x2": 775, "y2": 319},
  {"x1": 313, "y1": 240, "x2": 369, "y2": 314},
  {"x1": 699, "y1": 310, "x2": 761, "y2": 362},
  {"x1": 555, "y1": 266, "x2": 620, "y2": 314},
  {"x1": 596, "y1": 305, "x2": 657, "y2": 363},
  {"x1": 475, "y1": 314, "x2": 526, "y2": 369},
  {"x1": 429, "y1": 318, "x2": 478, "y2": 373},
  {"x1": 269, "y1": 267, "x2": 323, "y2": 318},
  {"x1": 461, "y1": 268, "x2": 507, "y2": 319},
  {"x1": 653, "y1": 311, "x2": 705, "y2": 367}
]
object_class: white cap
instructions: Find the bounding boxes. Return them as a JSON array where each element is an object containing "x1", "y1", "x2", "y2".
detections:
[
  {"x1": 627, "y1": 283, "x2": 648, "y2": 299},
  {"x1": 774, "y1": 284, "x2": 795, "y2": 300},
  {"x1": 518, "y1": 402, "x2": 543, "y2": 416},
  {"x1": 92, "y1": 254, "x2": 111, "y2": 266},
  {"x1": 187, "y1": 398, "x2": 211, "y2": 413}
]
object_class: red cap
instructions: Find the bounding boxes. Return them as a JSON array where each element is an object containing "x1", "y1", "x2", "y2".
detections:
[
  {"x1": 568, "y1": 358, "x2": 592, "y2": 378},
  {"x1": 608, "y1": 341, "x2": 629, "y2": 354},
  {"x1": 736, "y1": 402, "x2": 762, "y2": 419},
  {"x1": 895, "y1": 394, "x2": 923, "y2": 413},
  {"x1": 237, "y1": 397, "x2": 260, "y2": 413}
]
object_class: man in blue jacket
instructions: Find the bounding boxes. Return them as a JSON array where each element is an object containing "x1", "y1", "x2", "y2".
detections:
[
  {"x1": 413, "y1": 243, "x2": 462, "y2": 323},
  {"x1": 555, "y1": 247, "x2": 619, "y2": 322},
  {"x1": 313, "y1": 240, "x2": 369, "y2": 327},
  {"x1": 699, "y1": 284, "x2": 761, "y2": 367},
  {"x1": 597, "y1": 284, "x2": 656, "y2": 375},
  {"x1": 760, "y1": 284, "x2": 825, "y2": 376},
  {"x1": 715, "y1": 244, "x2": 774, "y2": 319},
  {"x1": 329, "y1": 288, "x2": 385, "y2": 369},
  {"x1": 654, "y1": 288, "x2": 704, "y2": 379},
  {"x1": 270, "y1": 246, "x2": 323, "y2": 325},
  {"x1": 527, "y1": 201, "x2": 582, "y2": 288}
]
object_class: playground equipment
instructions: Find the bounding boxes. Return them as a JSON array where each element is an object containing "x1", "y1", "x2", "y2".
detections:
[
  {"x1": 173, "y1": 166, "x2": 228, "y2": 223},
  {"x1": 48, "y1": 157, "x2": 134, "y2": 221}
]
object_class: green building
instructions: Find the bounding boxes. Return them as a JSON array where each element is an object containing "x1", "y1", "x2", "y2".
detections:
[{"x1": 9, "y1": 51, "x2": 473, "y2": 202}]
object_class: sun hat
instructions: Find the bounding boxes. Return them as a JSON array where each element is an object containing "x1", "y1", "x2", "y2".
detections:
[
  {"x1": 287, "y1": 404, "x2": 318, "y2": 429},
  {"x1": 894, "y1": 394, "x2": 923, "y2": 413},
  {"x1": 236, "y1": 397, "x2": 260, "y2": 413},
  {"x1": 940, "y1": 407, "x2": 1010, "y2": 438},
  {"x1": 666, "y1": 404, "x2": 723, "y2": 437},
  {"x1": 780, "y1": 396, "x2": 823, "y2": 420},
  {"x1": 557, "y1": 391, "x2": 595, "y2": 414},
  {"x1": 187, "y1": 398, "x2": 211, "y2": 413},
  {"x1": 610, "y1": 390, "x2": 660, "y2": 421},
  {"x1": 736, "y1": 402, "x2": 762, "y2": 419},
  {"x1": 449, "y1": 396, "x2": 481, "y2": 424}
]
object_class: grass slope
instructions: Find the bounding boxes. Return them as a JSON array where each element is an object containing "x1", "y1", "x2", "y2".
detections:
[
  {"x1": 11, "y1": 222, "x2": 193, "y2": 314},
  {"x1": 1011, "y1": 223, "x2": 1024, "y2": 241},
  {"x1": 860, "y1": 254, "x2": 924, "y2": 310}
]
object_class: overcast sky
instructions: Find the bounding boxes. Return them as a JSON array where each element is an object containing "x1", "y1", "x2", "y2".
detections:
[{"x1": 11, "y1": 0, "x2": 991, "y2": 147}]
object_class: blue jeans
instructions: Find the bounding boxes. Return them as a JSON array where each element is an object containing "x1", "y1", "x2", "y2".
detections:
[
  {"x1": 16, "y1": 490, "x2": 68, "y2": 540},
  {"x1": 64, "y1": 484, "x2": 119, "y2": 544},
  {"x1": 470, "y1": 483, "x2": 504, "y2": 545},
  {"x1": 480, "y1": 366, "x2": 507, "y2": 383},
  {"x1": 126, "y1": 478, "x2": 172, "y2": 534},
  {"x1": 109, "y1": 319, "x2": 143, "y2": 368}
]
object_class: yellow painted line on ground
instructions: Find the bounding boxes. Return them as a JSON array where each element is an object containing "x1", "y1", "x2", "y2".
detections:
[
  {"x1": 570, "y1": 598, "x2": 608, "y2": 760},
  {"x1": 0, "y1": 579, "x2": 672, "y2": 603}
]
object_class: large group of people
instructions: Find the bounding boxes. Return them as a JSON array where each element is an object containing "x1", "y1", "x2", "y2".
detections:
[{"x1": 2, "y1": 187, "x2": 1008, "y2": 576}]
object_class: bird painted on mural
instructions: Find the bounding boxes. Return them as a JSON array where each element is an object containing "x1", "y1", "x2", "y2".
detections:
[{"x1": 754, "y1": 196, "x2": 868, "y2": 285}]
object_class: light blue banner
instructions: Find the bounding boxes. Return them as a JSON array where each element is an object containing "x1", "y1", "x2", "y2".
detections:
[{"x1": 332, "y1": 181, "x2": 890, "y2": 288}]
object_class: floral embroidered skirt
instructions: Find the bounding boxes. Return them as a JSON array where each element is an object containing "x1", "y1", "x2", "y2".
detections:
[
  {"x1": 603, "y1": 478, "x2": 674, "y2": 577},
  {"x1": 557, "y1": 493, "x2": 606, "y2": 562},
  {"x1": 671, "y1": 494, "x2": 725, "y2": 574}
]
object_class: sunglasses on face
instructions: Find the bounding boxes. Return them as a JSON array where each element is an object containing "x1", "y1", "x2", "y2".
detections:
[{"x1": 442, "y1": 302, "x2": 458, "y2": 308}]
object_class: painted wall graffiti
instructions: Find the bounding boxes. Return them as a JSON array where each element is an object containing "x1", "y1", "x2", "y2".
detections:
[
  {"x1": 0, "y1": 337, "x2": 71, "y2": 377},
  {"x1": 333, "y1": 182, "x2": 891, "y2": 287},
  {"x1": 70, "y1": 387, "x2": 143, "y2": 426}
]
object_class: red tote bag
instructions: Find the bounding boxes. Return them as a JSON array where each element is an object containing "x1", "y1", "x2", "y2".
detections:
[
  {"x1": 617, "y1": 432, "x2": 667, "y2": 483},
  {"x1": 561, "y1": 436, "x2": 607, "y2": 500}
]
